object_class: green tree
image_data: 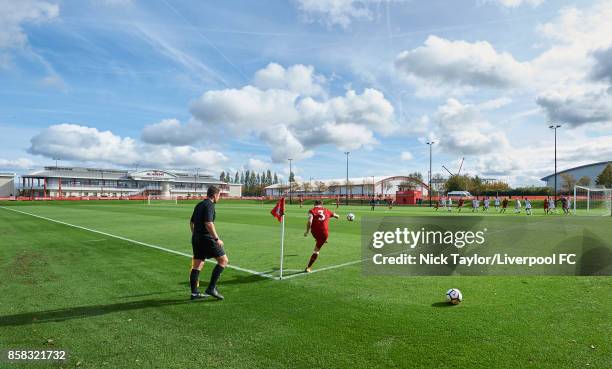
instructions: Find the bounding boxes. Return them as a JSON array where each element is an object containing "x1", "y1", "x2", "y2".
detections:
[
  {"x1": 444, "y1": 175, "x2": 470, "y2": 192},
  {"x1": 219, "y1": 171, "x2": 225, "y2": 182},
  {"x1": 289, "y1": 171, "x2": 295, "y2": 183},
  {"x1": 273, "y1": 173, "x2": 279, "y2": 184},
  {"x1": 560, "y1": 173, "x2": 576, "y2": 192},
  {"x1": 234, "y1": 171, "x2": 239, "y2": 184},
  {"x1": 595, "y1": 164, "x2": 612, "y2": 187},
  {"x1": 576, "y1": 176, "x2": 591, "y2": 187}
]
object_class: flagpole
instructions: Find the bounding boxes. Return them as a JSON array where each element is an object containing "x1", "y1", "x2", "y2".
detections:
[{"x1": 280, "y1": 214, "x2": 285, "y2": 280}]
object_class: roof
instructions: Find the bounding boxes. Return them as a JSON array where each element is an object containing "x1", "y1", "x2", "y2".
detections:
[
  {"x1": 0, "y1": 173, "x2": 16, "y2": 177},
  {"x1": 540, "y1": 161, "x2": 612, "y2": 181},
  {"x1": 265, "y1": 175, "x2": 428, "y2": 189},
  {"x1": 21, "y1": 166, "x2": 227, "y2": 184}
]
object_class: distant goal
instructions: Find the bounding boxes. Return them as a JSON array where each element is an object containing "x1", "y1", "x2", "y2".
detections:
[
  {"x1": 573, "y1": 186, "x2": 612, "y2": 216},
  {"x1": 147, "y1": 194, "x2": 178, "y2": 205}
]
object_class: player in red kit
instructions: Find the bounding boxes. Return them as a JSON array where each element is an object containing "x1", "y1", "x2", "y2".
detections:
[{"x1": 304, "y1": 200, "x2": 339, "y2": 272}]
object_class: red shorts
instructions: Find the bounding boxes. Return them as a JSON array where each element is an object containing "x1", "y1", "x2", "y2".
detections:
[{"x1": 311, "y1": 230, "x2": 329, "y2": 248}]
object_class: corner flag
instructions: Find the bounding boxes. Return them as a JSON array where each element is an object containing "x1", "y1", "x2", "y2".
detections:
[
  {"x1": 270, "y1": 197, "x2": 285, "y2": 222},
  {"x1": 271, "y1": 197, "x2": 286, "y2": 279}
]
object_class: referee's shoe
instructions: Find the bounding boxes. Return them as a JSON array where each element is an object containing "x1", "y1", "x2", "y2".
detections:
[{"x1": 205, "y1": 287, "x2": 224, "y2": 300}]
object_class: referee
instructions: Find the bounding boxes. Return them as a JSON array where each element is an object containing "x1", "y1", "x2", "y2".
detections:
[{"x1": 189, "y1": 186, "x2": 227, "y2": 300}]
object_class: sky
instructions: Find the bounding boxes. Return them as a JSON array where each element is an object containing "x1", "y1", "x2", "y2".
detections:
[{"x1": 0, "y1": 0, "x2": 611, "y2": 185}]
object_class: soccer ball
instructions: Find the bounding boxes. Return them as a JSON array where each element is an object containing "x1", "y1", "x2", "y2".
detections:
[
  {"x1": 445, "y1": 288, "x2": 462, "y2": 305},
  {"x1": 346, "y1": 213, "x2": 355, "y2": 221}
]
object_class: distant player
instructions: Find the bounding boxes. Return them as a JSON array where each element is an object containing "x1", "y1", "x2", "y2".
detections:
[
  {"x1": 335, "y1": 196, "x2": 340, "y2": 209},
  {"x1": 299, "y1": 196, "x2": 304, "y2": 208},
  {"x1": 561, "y1": 196, "x2": 569, "y2": 215},
  {"x1": 548, "y1": 197, "x2": 556, "y2": 214},
  {"x1": 370, "y1": 197, "x2": 376, "y2": 211},
  {"x1": 483, "y1": 197, "x2": 490, "y2": 211},
  {"x1": 471, "y1": 198, "x2": 479, "y2": 212},
  {"x1": 501, "y1": 198, "x2": 508, "y2": 213},
  {"x1": 524, "y1": 197, "x2": 532, "y2": 215},
  {"x1": 544, "y1": 196, "x2": 549, "y2": 214},
  {"x1": 304, "y1": 200, "x2": 339, "y2": 272},
  {"x1": 494, "y1": 196, "x2": 500, "y2": 211},
  {"x1": 457, "y1": 197, "x2": 464, "y2": 212},
  {"x1": 566, "y1": 196, "x2": 572, "y2": 214},
  {"x1": 388, "y1": 197, "x2": 394, "y2": 209},
  {"x1": 514, "y1": 198, "x2": 521, "y2": 213},
  {"x1": 446, "y1": 197, "x2": 452, "y2": 212}
]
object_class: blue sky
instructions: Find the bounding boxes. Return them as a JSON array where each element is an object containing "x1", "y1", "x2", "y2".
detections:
[{"x1": 1, "y1": 0, "x2": 611, "y2": 185}]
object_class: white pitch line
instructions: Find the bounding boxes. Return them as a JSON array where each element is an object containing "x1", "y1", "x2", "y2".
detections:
[{"x1": 0, "y1": 206, "x2": 277, "y2": 280}]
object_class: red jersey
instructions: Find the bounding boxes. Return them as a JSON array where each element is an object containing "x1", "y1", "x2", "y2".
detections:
[{"x1": 309, "y1": 206, "x2": 333, "y2": 234}]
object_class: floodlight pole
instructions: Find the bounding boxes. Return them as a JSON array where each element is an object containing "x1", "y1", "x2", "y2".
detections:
[
  {"x1": 345, "y1": 152, "x2": 350, "y2": 205},
  {"x1": 549, "y1": 124, "x2": 561, "y2": 201},
  {"x1": 288, "y1": 158, "x2": 293, "y2": 204},
  {"x1": 426, "y1": 141, "x2": 435, "y2": 207},
  {"x1": 194, "y1": 167, "x2": 199, "y2": 197}
]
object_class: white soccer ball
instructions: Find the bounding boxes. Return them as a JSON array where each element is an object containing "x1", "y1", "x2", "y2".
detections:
[
  {"x1": 346, "y1": 213, "x2": 355, "y2": 221},
  {"x1": 445, "y1": 288, "x2": 463, "y2": 305}
]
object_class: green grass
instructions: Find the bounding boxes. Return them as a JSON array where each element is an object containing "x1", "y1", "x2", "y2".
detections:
[{"x1": 0, "y1": 200, "x2": 610, "y2": 368}]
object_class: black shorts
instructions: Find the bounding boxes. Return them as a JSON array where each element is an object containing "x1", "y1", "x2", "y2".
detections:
[{"x1": 192, "y1": 236, "x2": 225, "y2": 260}]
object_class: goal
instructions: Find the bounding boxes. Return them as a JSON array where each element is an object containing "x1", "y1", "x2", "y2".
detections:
[
  {"x1": 147, "y1": 194, "x2": 178, "y2": 205},
  {"x1": 573, "y1": 186, "x2": 612, "y2": 216}
]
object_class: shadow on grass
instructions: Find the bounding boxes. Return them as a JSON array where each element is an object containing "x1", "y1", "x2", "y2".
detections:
[
  {"x1": 178, "y1": 272, "x2": 271, "y2": 287},
  {"x1": 431, "y1": 302, "x2": 456, "y2": 308},
  {"x1": 0, "y1": 298, "x2": 213, "y2": 327}
]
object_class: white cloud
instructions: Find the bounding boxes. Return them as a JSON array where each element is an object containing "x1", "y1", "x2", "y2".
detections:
[
  {"x1": 536, "y1": 89, "x2": 612, "y2": 127},
  {"x1": 28, "y1": 124, "x2": 228, "y2": 170},
  {"x1": 184, "y1": 63, "x2": 396, "y2": 163},
  {"x1": 295, "y1": 0, "x2": 375, "y2": 28},
  {"x1": 395, "y1": 36, "x2": 531, "y2": 96},
  {"x1": 400, "y1": 151, "x2": 413, "y2": 161},
  {"x1": 254, "y1": 63, "x2": 327, "y2": 97},
  {"x1": 420, "y1": 99, "x2": 510, "y2": 156},
  {"x1": 0, "y1": 157, "x2": 36, "y2": 170},
  {"x1": 141, "y1": 119, "x2": 204, "y2": 146},
  {"x1": 0, "y1": 0, "x2": 59, "y2": 49},
  {"x1": 246, "y1": 158, "x2": 271, "y2": 172},
  {"x1": 591, "y1": 46, "x2": 612, "y2": 85}
]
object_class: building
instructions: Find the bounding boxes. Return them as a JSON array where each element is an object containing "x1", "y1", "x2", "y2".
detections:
[
  {"x1": 264, "y1": 175, "x2": 429, "y2": 198},
  {"x1": 541, "y1": 161, "x2": 612, "y2": 191},
  {"x1": 0, "y1": 173, "x2": 16, "y2": 197},
  {"x1": 19, "y1": 167, "x2": 242, "y2": 198}
]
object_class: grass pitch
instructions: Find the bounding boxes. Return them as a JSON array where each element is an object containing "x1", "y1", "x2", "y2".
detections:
[{"x1": 0, "y1": 200, "x2": 610, "y2": 368}]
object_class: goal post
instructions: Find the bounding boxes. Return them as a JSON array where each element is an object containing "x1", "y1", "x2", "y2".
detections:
[
  {"x1": 573, "y1": 185, "x2": 612, "y2": 216},
  {"x1": 147, "y1": 194, "x2": 178, "y2": 205}
]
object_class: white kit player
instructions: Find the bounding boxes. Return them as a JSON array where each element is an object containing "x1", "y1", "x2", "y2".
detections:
[
  {"x1": 471, "y1": 198, "x2": 479, "y2": 212},
  {"x1": 524, "y1": 197, "x2": 532, "y2": 215},
  {"x1": 514, "y1": 198, "x2": 522, "y2": 213},
  {"x1": 549, "y1": 197, "x2": 556, "y2": 214},
  {"x1": 446, "y1": 197, "x2": 452, "y2": 212},
  {"x1": 483, "y1": 197, "x2": 490, "y2": 212},
  {"x1": 494, "y1": 196, "x2": 500, "y2": 211}
]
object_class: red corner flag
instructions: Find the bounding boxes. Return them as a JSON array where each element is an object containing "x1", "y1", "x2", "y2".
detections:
[{"x1": 270, "y1": 197, "x2": 285, "y2": 222}]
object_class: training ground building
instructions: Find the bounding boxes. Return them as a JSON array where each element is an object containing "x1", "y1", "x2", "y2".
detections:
[
  {"x1": 19, "y1": 167, "x2": 242, "y2": 199},
  {"x1": 264, "y1": 175, "x2": 430, "y2": 204},
  {"x1": 0, "y1": 173, "x2": 16, "y2": 197},
  {"x1": 540, "y1": 161, "x2": 612, "y2": 191}
]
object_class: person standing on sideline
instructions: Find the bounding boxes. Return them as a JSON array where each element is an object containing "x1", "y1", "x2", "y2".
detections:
[{"x1": 189, "y1": 186, "x2": 226, "y2": 300}]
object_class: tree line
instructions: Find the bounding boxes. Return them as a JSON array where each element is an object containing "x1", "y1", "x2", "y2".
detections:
[{"x1": 219, "y1": 170, "x2": 280, "y2": 196}]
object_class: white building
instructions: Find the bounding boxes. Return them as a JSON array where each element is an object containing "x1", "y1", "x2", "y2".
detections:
[
  {"x1": 20, "y1": 167, "x2": 242, "y2": 198},
  {"x1": 541, "y1": 161, "x2": 611, "y2": 191},
  {"x1": 264, "y1": 175, "x2": 429, "y2": 198},
  {"x1": 0, "y1": 173, "x2": 16, "y2": 197}
]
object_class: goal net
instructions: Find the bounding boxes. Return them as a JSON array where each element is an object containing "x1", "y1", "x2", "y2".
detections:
[
  {"x1": 573, "y1": 186, "x2": 612, "y2": 216},
  {"x1": 147, "y1": 194, "x2": 178, "y2": 205}
]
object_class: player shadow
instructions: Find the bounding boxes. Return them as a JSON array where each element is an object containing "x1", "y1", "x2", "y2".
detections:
[
  {"x1": 178, "y1": 272, "x2": 271, "y2": 287},
  {"x1": 0, "y1": 298, "x2": 213, "y2": 327},
  {"x1": 117, "y1": 290, "x2": 184, "y2": 299},
  {"x1": 431, "y1": 302, "x2": 455, "y2": 308}
]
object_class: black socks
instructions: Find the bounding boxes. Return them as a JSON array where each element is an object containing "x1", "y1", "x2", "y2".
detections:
[
  {"x1": 208, "y1": 264, "x2": 225, "y2": 291},
  {"x1": 190, "y1": 268, "x2": 200, "y2": 294}
]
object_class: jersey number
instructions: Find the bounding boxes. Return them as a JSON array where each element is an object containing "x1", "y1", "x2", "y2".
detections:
[{"x1": 317, "y1": 210, "x2": 326, "y2": 221}]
